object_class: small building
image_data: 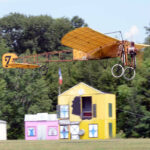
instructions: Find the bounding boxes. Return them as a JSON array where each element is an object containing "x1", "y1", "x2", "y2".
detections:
[
  {"x1": 25, "y1": 113, "x2": 59, "y2": 140},
  {"x1": 0, "y1": 120, "x2": 7, "y2": 140},
  {"x1": 57, "y1": 82, "x2": 116, "y2": 140}
]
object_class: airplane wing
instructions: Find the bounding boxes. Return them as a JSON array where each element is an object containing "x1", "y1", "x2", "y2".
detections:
[
  {"x1": 61, "y1": 27, "x2": 120, "y2": 59},
  {"x1": 135, "y1": 43, "x2": 150, "y2": 50}
]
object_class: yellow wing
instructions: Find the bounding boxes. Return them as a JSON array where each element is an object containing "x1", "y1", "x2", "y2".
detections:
[
  {"x1": 135, "y1": 43, "x2": 150, "y2": 50},
  {"x1": 61, "y1": 27, "x2": 120, "y2": 59}
]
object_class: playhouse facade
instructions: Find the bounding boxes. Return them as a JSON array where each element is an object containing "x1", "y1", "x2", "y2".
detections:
[
  {"x1": 57, "y1": 82, "x2": 116, "y2": 140},
  {"x1": 25, "y1": 113, "x2": 59, "y2": 140},
  {"x1": 25, "y1": 82, "x2": 116, "y2": 140}
]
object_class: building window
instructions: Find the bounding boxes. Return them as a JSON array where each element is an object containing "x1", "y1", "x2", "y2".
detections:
[
  {"x1": 27, "y1": 127, "x2": 36, "y2": 137},
  {"x1": 60, "y1": 126, "x2": 69, "y2": 139},
  {"x1": 89, "y1": 124, "x2": 98, "y2": 138},
  {"x1": 48, "y1": 127, "x2": 58, "y2": 136},
  {"x1": 60, "y1": 105, "x2": 69, "y2": 119},
  {"x1": 108, "y1": 103, "x2": 112, "y2": 117},
  {"x1": 109, "y1": 123, "x2": 112, "y2": 137}
]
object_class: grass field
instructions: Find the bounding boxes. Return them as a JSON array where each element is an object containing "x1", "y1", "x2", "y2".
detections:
[{"x1": 0, "y1": 139, "x2": 150, "y2": 150}]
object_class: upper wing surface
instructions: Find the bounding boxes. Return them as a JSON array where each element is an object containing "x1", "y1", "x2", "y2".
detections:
[
  {"x1": 135, "y1": 43, "x2": 150, "y2": 50},
  {"x1": 61, "y1": 27, "x2": 119, "y2": 53}
]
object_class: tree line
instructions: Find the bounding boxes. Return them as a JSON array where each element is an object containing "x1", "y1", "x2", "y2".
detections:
[{"x1": 0, "y1": 13, "x2": 150, "y2": 139}]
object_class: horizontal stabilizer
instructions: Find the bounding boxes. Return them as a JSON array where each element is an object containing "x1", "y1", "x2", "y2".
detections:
[{"x1": 7, "y1": 63, "x2": 40, "y2": 69}]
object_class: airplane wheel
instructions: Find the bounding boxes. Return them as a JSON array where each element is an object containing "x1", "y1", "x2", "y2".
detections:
[
  {"x1": 111, "y1": 64, "x2": 124, "y2": 78},
  {"x1": 123, "y1": 67, "x2": 135, "y2": 81}
]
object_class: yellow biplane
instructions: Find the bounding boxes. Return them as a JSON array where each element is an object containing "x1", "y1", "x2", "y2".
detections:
[{"x1": 2, "y1": 27, "x2": 149, "y2": 80}]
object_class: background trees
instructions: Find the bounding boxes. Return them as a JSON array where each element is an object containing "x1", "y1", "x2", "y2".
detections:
[
  {"x1": 0, "y1": 13, "x2": 150, "y2": 139},
  {"x1": 0, "y1": 14, "x2": 87, "y2": 54}
]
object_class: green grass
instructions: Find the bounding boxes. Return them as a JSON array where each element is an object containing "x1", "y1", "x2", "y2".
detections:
[{"x1": 0, "y1": 139, "x2": 150, "y2": 150}]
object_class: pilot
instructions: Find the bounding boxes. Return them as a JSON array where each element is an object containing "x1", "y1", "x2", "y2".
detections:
[
  {"x1": 128, "y1": 42, "x2": 137, "y2": 56},
  {"x1": 127, "y1": 41, "x2": 137, "y2": 67}
]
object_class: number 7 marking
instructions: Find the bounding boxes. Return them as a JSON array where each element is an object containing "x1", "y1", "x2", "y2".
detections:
[{"x1": 5, "y1": 56, "x2": 11, "y2": 67}]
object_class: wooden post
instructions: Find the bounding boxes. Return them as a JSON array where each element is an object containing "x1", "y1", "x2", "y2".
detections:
[{"x1": 58, "y1": 86, "x2": 61, "y2": 95}]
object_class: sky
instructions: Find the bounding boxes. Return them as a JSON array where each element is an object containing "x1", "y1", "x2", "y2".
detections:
[{"x1": 0, "y1": 0, "x2": 150, "y2": 43}]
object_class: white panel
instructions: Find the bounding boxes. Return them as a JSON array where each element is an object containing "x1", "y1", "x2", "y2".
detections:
[
  {"x1": 0, "y1": 120, "x2": 6, "y2": 124},
  {"x1": 25, "y1": 115, "x2": 37, "y2": 121},
  {"x1": 25, "y1": 113, "x2": 57, "y2": 121},
  {"x1": 37, "y1": 113, "x2": 48, "y2": 121},
  {"x1": 48, "y1": 114, "x2": 57, "y2": 121},
  {"x1": 37, "y1": 125, "x2": 46, "y2": 140},
  {"x1": 70, "y1": 125, "x2": 79, "y2": 134},
  {"x1": 59, "y1": 120, "x2": 70, "y2": 125},
  {"x1": 71, "y1": 135, "x2": 79, "y2": 140},
  {"x1": 0, "y1": 123, "x2": 7, "y2": 140}
]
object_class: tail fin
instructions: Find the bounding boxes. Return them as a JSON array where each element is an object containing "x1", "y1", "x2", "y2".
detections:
[{"x1": 2, "y1": 53, "x2": 18, "y2": 68}]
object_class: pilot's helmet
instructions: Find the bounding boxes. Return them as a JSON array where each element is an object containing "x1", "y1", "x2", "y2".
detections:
[{"x1": 130, "y1": 41, "x2": 135, "y2": 46}]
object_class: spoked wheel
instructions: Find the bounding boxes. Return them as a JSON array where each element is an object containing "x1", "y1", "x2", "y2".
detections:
[
  {"x1": 111, "y1": 64, "x2": 124, "y2": 78},
  {"x1": 123, "y1": 67, "x2": 136, "y2": 80}
]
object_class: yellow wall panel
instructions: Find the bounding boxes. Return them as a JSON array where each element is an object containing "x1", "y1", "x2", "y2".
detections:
[
  {"x1": 58, "y1": 82, "x2": 102, "y2": 97},
  {"x1": 104, "y1": 119, "x2": 116, "y2": 138},
  {"x1": 104, "y1": 95, "x2": 116, "y2": 120},
  {"x1": 80, "y1": 120, "x2": 103, "y2": 140},
  {"x1": 58, "y1": 95, "x2": 73, "y2": 105},
  {"x1": 93, "y1": 95, "x2": 105, "y2": 120},
  {"x1": 79, "y1": 119, "x2": 115, "y2": 139},
  {"x1": 58, "y1": 82, "x2": 116, "y2": 140}
]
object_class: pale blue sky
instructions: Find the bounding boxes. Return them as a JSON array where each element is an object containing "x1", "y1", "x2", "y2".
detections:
[{"x1": 0, "y1": 0, "x2": 150, "y2": 43}]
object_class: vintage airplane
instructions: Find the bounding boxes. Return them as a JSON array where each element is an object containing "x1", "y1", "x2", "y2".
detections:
[
  {"x1": 61, "y1": 27, "x2": 150, "y2": 80},
  {"x1": 2, "y1": 27, "x2": 150, "y2": 80}
]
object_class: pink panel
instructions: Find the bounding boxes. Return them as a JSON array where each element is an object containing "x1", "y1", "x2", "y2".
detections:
[{"x1": 25, "y1": 121, "x2": 59, "y2": 140}]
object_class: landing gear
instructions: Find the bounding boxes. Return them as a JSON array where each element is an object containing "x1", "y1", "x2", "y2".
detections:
[
  {"x1": 123, "y1": 67, "x2": 135, "y2": 81},
  {"x1": 111, "y1": 41, "x2": 137, "y2": 81},
  {"x1": 111, "y1": 64, "x2": 124, "y2": 78},
  {"x1": 111, "y1": 64, "x2": 135, "y2": 80}
]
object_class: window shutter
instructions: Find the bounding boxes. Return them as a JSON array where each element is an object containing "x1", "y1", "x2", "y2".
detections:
[
  {"x1": 93, "y1": 104, "x2": 96, "y2": 117},
  {"x1": 56, "y1": 105, "x2": 60, "y2": 118},
  {"x1": 72, "y1": 96, "x2": 81, "y2": 116},
  {"x1": 109, "y1": 123, "x2": 112, "y2": 137}
]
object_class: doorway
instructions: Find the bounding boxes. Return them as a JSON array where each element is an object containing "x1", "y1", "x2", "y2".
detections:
[
  {"x1": 81, "y1": 97, "x2": 92, "y2": 119},
  {"x1": 37, "y1": 125, "x2": 46, "y2": 140}
]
